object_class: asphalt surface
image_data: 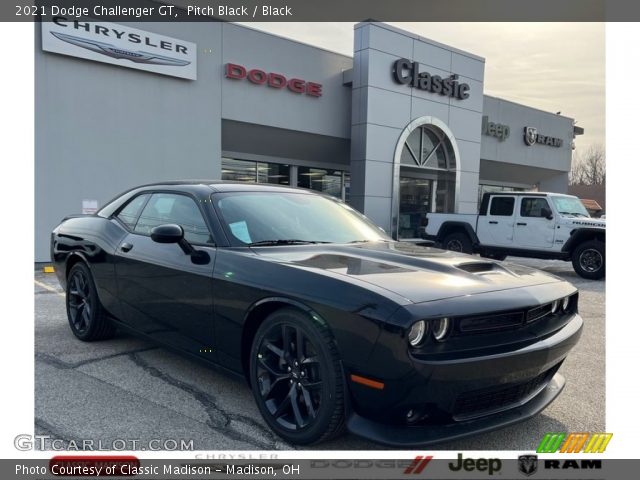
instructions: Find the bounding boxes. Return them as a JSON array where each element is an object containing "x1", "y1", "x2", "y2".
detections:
[{"x1": 34, "y1": 257, "x2": 605, "y2": 451}]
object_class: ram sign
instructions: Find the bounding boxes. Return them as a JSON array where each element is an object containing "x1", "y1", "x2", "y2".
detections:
[{"x1": 42, "y1": 17, "x2": 197, "y2": 80}]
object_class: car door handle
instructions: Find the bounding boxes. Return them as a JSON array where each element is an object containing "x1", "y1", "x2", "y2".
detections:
[
  {"x1": 517, "y1": 222, "x2": 527, "y2": 226},
  {"x1": 120, "y1": 242, "x2": 134, "y2": 253},
  {"x1": 489, "y1": 221, "x2": 498, "y2": 224}
]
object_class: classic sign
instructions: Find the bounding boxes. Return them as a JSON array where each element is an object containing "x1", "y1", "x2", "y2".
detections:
[
  {"x1": 41, "y1": 17, "x2": 197, "y2": 80},
  {"x1": 392, "y1": 58, "x2": 470, "y2": 100}
]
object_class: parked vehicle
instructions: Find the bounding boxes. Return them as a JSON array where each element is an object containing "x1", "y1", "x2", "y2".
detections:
[
  {"x1": 425, "y1": 192, "x2": 605, "y2": 280},
  {"x1": 51, "y1": 182, "x2": 583, "y2": 446}
]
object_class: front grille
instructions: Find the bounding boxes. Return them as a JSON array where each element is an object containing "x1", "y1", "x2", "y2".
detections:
[
  {"x1": 527, "y1": 303, "x2": 553, "y2": 323},
  {"x1": 458, "y1": 312, "x2": 524, "y2": 333},
  {"x1": 452, "y1": 365, "x2": 559, "y2": 420}
]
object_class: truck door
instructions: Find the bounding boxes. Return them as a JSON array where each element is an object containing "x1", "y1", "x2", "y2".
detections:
[
  {"x1": 476, "y1": 195, "x2": 516, "y2": 246},
  {"x1": 514, "y1": 196, "x2": 556, "y2": 248}
]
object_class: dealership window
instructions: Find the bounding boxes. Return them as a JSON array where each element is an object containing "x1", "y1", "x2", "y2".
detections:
[
  {"x1": 221, "y1": 158, "x2": 349, "y2": 202},
  {"x1": 221, "y1": 158, "x2": 290, "y2": 185},
  {"x1": 297, "y1": 167, "x2": 347, "y2": 201},
  {"x1": 398, "y1": 124, "x2": 457, "y2": 239}
]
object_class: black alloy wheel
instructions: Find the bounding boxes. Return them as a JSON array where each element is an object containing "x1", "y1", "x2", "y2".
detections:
[
  {"x1": 66, "y1": 262, "x2": 116, "y2": 341},
  {"x1": 249, "y1": 308, "x2": 345, "y2": 445}
]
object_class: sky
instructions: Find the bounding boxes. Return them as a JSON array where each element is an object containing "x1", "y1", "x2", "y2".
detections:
[{"x1": 238, "y1": 22, "x2": 605, "y2": 155}]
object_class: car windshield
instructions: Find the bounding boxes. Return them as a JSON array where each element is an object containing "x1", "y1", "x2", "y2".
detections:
[
  {"x1": 550, "y1": 196, "x2": 590, "y2": 218},
  {"x1": 215, "y1": 192, "x2": 391, "y2": 245}
]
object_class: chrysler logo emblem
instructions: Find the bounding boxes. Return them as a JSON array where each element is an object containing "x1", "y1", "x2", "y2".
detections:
[{"x1": 51, "y1": 32, "x2": 191, "y2": 67}]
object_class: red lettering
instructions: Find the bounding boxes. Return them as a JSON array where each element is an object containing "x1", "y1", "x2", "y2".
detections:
[
  {"x1": 247, "y1": 69, "x2": 267, "y2": 84},
  {"x1": 225, "y1": 63, "x2": 246, "y2": 79},
  {"x1": 306, "y1": 82, "x2": 323, "y2": 97},
  {"x1": 287, "y1": 78, "x2": 305, "y2": 94},
  {"x1": 268, "y1": 73, "x2": 287, "y2": 89},
  {"x1": 226, "y1": 64, "x2": 322, "y2": 97}
]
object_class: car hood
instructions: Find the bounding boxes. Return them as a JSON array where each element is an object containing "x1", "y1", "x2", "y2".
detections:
[{"x1": 251, "y1": 241, "x2": 564, "y2": 304}]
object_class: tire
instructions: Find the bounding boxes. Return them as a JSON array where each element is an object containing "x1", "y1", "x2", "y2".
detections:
[
  {"x1": 441, "y1": 231, "x2": 473, "y2": 254},
  {"x1": 65, "y1": 262, "x2": 116, "y2": 341},
  {"x1": 571, "y1": 240, "x2": 605, "y2": 280},
  {"x1": 249, "y1": 308, "x2": 345, "y2": 445}
]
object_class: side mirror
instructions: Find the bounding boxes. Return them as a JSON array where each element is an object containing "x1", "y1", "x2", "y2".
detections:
[
  {"x1": 541, "y1": 207, "x2": 554, "y2": 220},
  {"x1": 151, "y1": 224, "x2": 184, "y2": 244},
  {"x1": 150, "y1": 224, "x2": 210, "y2": 265}
]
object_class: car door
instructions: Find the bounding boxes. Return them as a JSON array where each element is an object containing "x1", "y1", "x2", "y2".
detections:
[
  {"x1": 113, "y1": 191, "x2": 217, "y2": 360},
  {"x1": 476, "y1": 195, "x2": 516, "y2": 246},
  {"x1": 513, "y1": 196, "x2": 556, "y2": 249}
]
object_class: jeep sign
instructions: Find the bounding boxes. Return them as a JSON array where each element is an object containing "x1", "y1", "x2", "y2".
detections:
[{"x1": 482, "y1": 116, "x2": 510, "y2": 141}]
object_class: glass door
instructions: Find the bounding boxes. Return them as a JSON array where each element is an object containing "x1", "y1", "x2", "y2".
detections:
[{"x1": 398, "y1": 177, "x2": 433, "y2": 239}]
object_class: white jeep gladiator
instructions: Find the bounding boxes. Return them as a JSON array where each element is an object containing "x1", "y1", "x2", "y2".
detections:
[{"x1": 424, "y1": 192, "x2": 605, "y2": 279}]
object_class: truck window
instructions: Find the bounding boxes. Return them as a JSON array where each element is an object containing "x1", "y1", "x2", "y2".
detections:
[
  {"x1": 489, "y1": 197, "x2": 515, "y2": 216},
  {"x1": 520, "y1": 198, "x2": 550, "y2": 218}
]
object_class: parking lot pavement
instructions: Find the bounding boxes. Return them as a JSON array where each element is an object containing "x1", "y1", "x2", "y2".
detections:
[{"x1": 34, "y1": 257, "x2": 605, "y2": 451}]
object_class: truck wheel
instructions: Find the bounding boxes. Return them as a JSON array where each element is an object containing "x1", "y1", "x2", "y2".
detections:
[
  {"x1": 572, "y1": 240, "x2": 605, "y2": 280},
  {"x1": 441, "y1": 232, "x2": 473, "y2": 254}
]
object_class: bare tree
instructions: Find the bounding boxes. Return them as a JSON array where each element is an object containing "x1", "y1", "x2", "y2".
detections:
[{"x1": 569, "y1": 144, "x2": 606, "y2": 185}]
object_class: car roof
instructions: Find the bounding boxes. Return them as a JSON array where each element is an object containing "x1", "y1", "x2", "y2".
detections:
[{"x1": 131, "y1": 180, "x2": 314, "y2": 194}]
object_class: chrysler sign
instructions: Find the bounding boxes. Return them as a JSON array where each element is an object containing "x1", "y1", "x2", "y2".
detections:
[{"x1": 42, "y1": 18, "x2": 197, "y2": 80}]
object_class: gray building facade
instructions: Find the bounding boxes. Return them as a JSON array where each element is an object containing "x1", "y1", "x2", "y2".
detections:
[{"x1": 35, "y1": 18, "x2": 579, "y2": 261}]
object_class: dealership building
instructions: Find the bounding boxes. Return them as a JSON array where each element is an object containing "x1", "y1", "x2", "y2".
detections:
[{"x1": 35, "y1": 16, "x2": 582, "y2": 261}]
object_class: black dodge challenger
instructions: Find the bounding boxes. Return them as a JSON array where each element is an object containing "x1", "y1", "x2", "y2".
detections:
[{"x1": 51, "y1": 181, "x2": 583, "y2": 446}]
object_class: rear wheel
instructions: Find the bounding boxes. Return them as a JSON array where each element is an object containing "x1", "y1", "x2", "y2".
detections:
[
  {"x1": 249, "y1": 308, "x2": 345, "y2": 445},
  {"x1": 66, "y1": 262, "x2": 116, "y2": 341},
  {"x1": 572, "y1": 240, "x2": 605, "y2": 280},
  {"x1": 441, "y1": 231, "x2": 473, "y2": 254}
]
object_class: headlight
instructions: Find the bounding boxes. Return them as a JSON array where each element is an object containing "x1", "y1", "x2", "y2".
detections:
[
  {"x1": 432, "y1": 317, "x2": 451, "y2": 342},
  {"x1": 408, "y1": 321, "x2": 427, "y2": 346},
  {"x1": 562, "y1": 296, "x2": 571, "y2": 312},
  {"x1": 550, "y1": 300, "x2": 560, "y2": 314}
]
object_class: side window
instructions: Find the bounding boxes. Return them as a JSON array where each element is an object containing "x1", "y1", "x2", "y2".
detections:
[
  {"x1": 134, "y1": 193, "x2": 213, "y2": 244},
  {"x1": 116, "y1": 194, "x2": 149, "y2": 229},
  {"x1": 489, "y1": 197, "x2": 515, "y2": 216},
  {"x1": 521, "y1": 198, "x2": 550, "y2": 218}
]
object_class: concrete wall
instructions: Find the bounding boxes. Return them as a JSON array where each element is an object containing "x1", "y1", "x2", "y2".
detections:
[
  {"x1": 221, "y1": 23, "x2": 353, "y2": 140},
  {"x1": 350, "y1": 22, "x2": 486, "y2": 233},
  {"x1": 481, "y1": 95, "x2": 574, "y2": 190},
  {"x1": 35, "y1": 21, "x2": 223, "y2": 261}
]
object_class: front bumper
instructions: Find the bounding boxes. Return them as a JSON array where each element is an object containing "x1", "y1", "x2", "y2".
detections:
[{"x1": 345, "y1": 313, "x2": 583, "y2": 446}]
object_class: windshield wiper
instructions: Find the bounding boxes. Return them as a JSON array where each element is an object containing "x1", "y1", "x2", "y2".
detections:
[
  {"x1": 248, "y1": 239, "x2": 329, "y2": 246},
  {"x1": 558, "y1": 211, "x2": 577, "y2": 217}
]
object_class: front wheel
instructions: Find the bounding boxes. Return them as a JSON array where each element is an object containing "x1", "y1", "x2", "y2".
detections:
[
  {"x1": 249, "y1": 308, "x2": 345, "y2": 445},
  {"x1": 66, "y1": 262, "x2": 116, "y2": 341},
  {"x1": 572, "y1": 240, "x2": 605, "y2": 280}
]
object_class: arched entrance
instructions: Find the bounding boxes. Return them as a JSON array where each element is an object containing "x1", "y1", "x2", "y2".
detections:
[{"x1": 391, "y1": 116, "x2": 460, "y2": 240}]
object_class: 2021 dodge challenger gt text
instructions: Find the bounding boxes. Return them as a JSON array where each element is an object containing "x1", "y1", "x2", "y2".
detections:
[{"x1": 51, "y1": 181, "x2": 583, "y2": 446}]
